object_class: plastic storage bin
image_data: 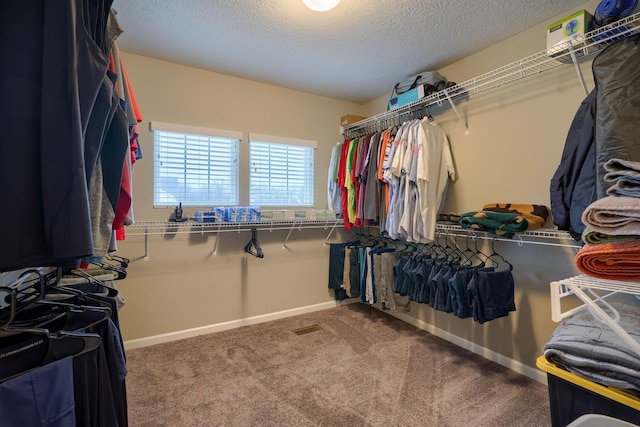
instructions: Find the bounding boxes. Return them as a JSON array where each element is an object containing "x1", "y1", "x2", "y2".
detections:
[
  {"x1": 536, "y1": 356, "x2": 640, "y2": 426},
  {"x1": 567, "y1": 414, "x2": 639, "y2": 426}
]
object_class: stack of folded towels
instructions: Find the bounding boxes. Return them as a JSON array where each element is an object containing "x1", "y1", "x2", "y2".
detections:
[{"x1": 576, "y1": 159, "x2": 640, "y2": 281}]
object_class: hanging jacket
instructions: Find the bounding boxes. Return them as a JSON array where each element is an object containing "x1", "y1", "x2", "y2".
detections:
[
  {"x1": 592, "y1": 34, "x2": 640, "y2": 199},
  {"x1": 550, "y1": 89, "x2": 597, "y2": 242}
]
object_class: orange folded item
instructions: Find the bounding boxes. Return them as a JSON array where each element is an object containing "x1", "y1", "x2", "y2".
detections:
[{"x1": 575, "y1": 241, "x2": 640, "y2": 281}]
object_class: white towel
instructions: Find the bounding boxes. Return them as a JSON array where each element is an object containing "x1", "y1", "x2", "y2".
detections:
[{"x1": 582, "y1": 195, "x2": 640, "y2": 235}]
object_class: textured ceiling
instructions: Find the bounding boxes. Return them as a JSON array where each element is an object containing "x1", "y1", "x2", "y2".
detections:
[{"x1": 111, "y1": 0, "x2": 589, "y2": 104}]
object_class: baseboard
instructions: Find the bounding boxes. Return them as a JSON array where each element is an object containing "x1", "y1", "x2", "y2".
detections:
[
  {"x1": 123, "y1": 301, "x2": 338, "y2": 351},
  {"x1": 387, "y1": 310, "x2": 548, "y2": 385}
]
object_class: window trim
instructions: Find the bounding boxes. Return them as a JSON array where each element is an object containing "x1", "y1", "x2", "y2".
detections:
[
  {"x1": 150, "y1": 121, "x2": 242, "y2": 141},
  {"x1": 248, "y1": 133, "x2": 317, "y2": 149}
]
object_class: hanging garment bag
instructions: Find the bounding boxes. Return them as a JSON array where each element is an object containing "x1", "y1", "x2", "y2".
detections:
[{"x1": 592, "y1": 34, "x2": 640, "y2": 199}]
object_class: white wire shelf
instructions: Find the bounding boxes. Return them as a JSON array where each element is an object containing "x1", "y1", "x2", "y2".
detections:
[
  {"x1": 435, "y1": 224, "x2": 580, "y2": 248},
  {"x1": 344, "y1": 11, "x2": 640, "y2": 136},
  {"x1": 550, "y1": 275, "x2": 640, "y2": 357},
  {"x1": 123, "y1": 219, "x2": 343, "y2": 236},
  {"x1": 122, "y1": 219, "x2": 344, "y2": 260}
]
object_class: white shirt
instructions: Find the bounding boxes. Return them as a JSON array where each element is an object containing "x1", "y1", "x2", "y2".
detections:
[{"x1": 416, "y1": 118, "x2": 456, "y2": 241}]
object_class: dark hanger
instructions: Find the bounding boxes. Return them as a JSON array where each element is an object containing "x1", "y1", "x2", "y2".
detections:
[
  {"x1": 60, "y1": 268, "x2": 121, "y2": 299},
  {"x1": 424, "y1": 105, "x2": 435, "y2": 123},
  {"x1": 0, "y1": 328, "x2": 101, "y2": 382},
  {"x1": 244, "y1": 228, "x2": 264, "y2": 258},
  {"x1": 107, "y1": 253, "x2": 130, "y2": 267},
  {"x1": 0, "y1": 284, "x2": 103, "y2": 382},
  {"x1": 8, "y1": 269, "x2": 47, "y2": 319},
  {"x1": 13, "y1": 302, "x2": 111, "y2": 333},
  {"x1": 85, "y1": 261, "x2": 127, "y2": 280},
  {"x1": 486, "y1": 238, "x2": 513, "y2": 271}
]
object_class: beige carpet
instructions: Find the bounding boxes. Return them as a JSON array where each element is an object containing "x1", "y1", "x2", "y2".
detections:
[{"x1": 125, "y1": 304, "x2": 551, "y2": 426}]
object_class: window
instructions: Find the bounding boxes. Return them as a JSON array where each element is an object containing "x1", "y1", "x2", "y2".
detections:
[
  {"x1": 151, "y1": 121, "x2": 241, "y2": 207},
  {"x1": 249, "y1": 133, "x2": 315, "y2": 207}
]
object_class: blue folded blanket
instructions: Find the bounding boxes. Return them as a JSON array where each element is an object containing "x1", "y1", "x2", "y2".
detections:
[{"x1": 543, "y1": 302, "x2": 640, "y2": 393}]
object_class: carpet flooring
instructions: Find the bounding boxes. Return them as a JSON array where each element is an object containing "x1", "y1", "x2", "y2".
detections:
[{"x1": 125, "y1": 304, "x2": 551, "y2": 426}]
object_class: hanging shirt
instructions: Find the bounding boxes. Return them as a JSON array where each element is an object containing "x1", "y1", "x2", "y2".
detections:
[
  {"x1": 328, "y1": 143, "x2": 342, "y2": 213},
  {"x1": 346, "y1": 138, "x2": 359, "y2": 225},
  {"x1": 417, "y1": 118, "x2": 456, "y2": 240},
  {"x1": 386, "y1": 121, "x2": 415, "y2": 239},
  {"x1": 363, "y1": 132, "x2": 381, "y2": 225},
  {"x1": 338, "y1": 139, "x2": 353, "y2": 230},
  {"x1": 398, "y1": 121, "x2": 422, "y2": 241}
]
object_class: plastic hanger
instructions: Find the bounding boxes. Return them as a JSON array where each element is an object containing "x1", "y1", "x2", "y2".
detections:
[
  {"x1": 60, "y1": 268, "x2": 120, "y2": 299},
  {"x1": 107, "y1": 253, "x2": 130, "y2": 266},
  {"x1": 0, "y1": 285, "x2": 102, "y2": 382},
  {"x1": 244, "y1": 228, "x2": 264, "y2": 258},
  {"x1": 486, "y1": 238, "x2": 513, "y2": 271},
  {"x1": 0, "y1": 328, "x2": 101, "y2": 382}
]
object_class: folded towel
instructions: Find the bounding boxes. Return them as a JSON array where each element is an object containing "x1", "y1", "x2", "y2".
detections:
[
  {"x1": 575, "y1": 241, "x2": 640, "y2": 281},
  {"x1": 607, "y1": 180, "x2": 640, "y2": 198},
  {"x1": 582, "y1": 226, "x2": 640, "y2": 245},
  {"x1": 459, "y1": 211, "x2": 528, "y2": 237},
  {"x1": 604, "y1": 158, "x2": 640, "y2": 197},
  {"x1": 481, "y1": 203, "x2": 549, "y2": 230},
  {"x1": 581, "y1": 195, "x2": 640, "y2": 236},
  {"x1": 543, "y1": 302, "x2": 640, "y2": 393}
]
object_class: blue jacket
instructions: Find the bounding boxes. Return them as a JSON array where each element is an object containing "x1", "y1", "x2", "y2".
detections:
[{"x1": 550, "y1": 89, "x2": 597, "y2": 242}]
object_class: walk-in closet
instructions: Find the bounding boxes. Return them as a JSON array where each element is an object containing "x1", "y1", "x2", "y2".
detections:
[{"x1": 2, "y1": 0, "x2": 640, "y2": 426}]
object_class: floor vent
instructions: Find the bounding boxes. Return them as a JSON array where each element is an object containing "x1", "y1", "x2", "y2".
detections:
[{"x1": 292, "y1": 324, "x2": 322, "y2": 335}]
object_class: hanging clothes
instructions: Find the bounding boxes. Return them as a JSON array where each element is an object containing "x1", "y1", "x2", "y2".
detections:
[
  {"x1": 417, "y1": 118, "x2": 457, "y2": 241},
  {"x1": 335, "y1": 116, "x2": 455, "y2": 243},
  {"x1": 328, "y1": 143, "x2": 342, "y2": 215},
  {"x1": 0, "y1": 1, "x2": 141, "y2": 272}
]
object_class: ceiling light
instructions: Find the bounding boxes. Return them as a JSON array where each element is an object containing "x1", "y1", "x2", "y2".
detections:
[{"x1": 303, "y1": 0, "x2": 340, "y2": 12}]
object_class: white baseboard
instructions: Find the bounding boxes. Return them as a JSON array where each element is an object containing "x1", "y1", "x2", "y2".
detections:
[
  {"x1": 123, "y1": 301, "x2": 338, "y2": 351},
  {"x1": 387, "y1": 310, "x2": 548, "y2": 385}
]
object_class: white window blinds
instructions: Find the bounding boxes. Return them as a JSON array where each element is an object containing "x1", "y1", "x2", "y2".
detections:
[
  {"x1": 151, "y1": 122, "x2": 241, "y2": 207},
  {"x1": 249, "y1": 134, "x2": 315, "y2": 207}
]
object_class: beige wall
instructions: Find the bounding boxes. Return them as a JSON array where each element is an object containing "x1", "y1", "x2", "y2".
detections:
[
  {"x1": 117, "y1": 0, "x2": 599, "y2": 372},
  {"x1": 363, "y1": 0, "x2": 599, "y2": 368},
  {"x1": 116, "y1": 53, "x2": 365, "y2": 341}
]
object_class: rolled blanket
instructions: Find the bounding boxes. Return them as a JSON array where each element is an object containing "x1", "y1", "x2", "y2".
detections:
[
  {"x1": 543, "y1": 302, "x2": 640, "y2": 393},
  {"x1": 604, "y1": 158, "x2": 640, "y2": 197},
  {"x1": 481, "y1": 203, "x2": 549, "y2": 230},
  {"x1": 575, "y1": 241, "x2": 640, "y2": 281},
  {"x1": 582, "y1": 226, "x2": 640, "y2": 245},
  {"x1": 459, "y1": 211, "x2": 528, "y2": 237},
  {"x1": 581, "y1": 195, "x2": 640, "y2": 236}
]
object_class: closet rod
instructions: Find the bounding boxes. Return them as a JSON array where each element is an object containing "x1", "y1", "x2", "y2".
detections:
[
  {"x1": 435, "y1": 224, "x2": 580, "y2": 249},
  {"x1": 344, "y1": 11, "x2": 640, "y2": 135}
]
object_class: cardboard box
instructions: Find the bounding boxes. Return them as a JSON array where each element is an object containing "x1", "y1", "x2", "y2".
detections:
[
  {"x1": 388, "y1": 84, "x2": 426, "y2": 110},
  {"x1": 547, "y1": 10, "x2": 594, "y2": 58},
  {"x1": 340, "y1": 115, "x2": 367, "y2": 126}
]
